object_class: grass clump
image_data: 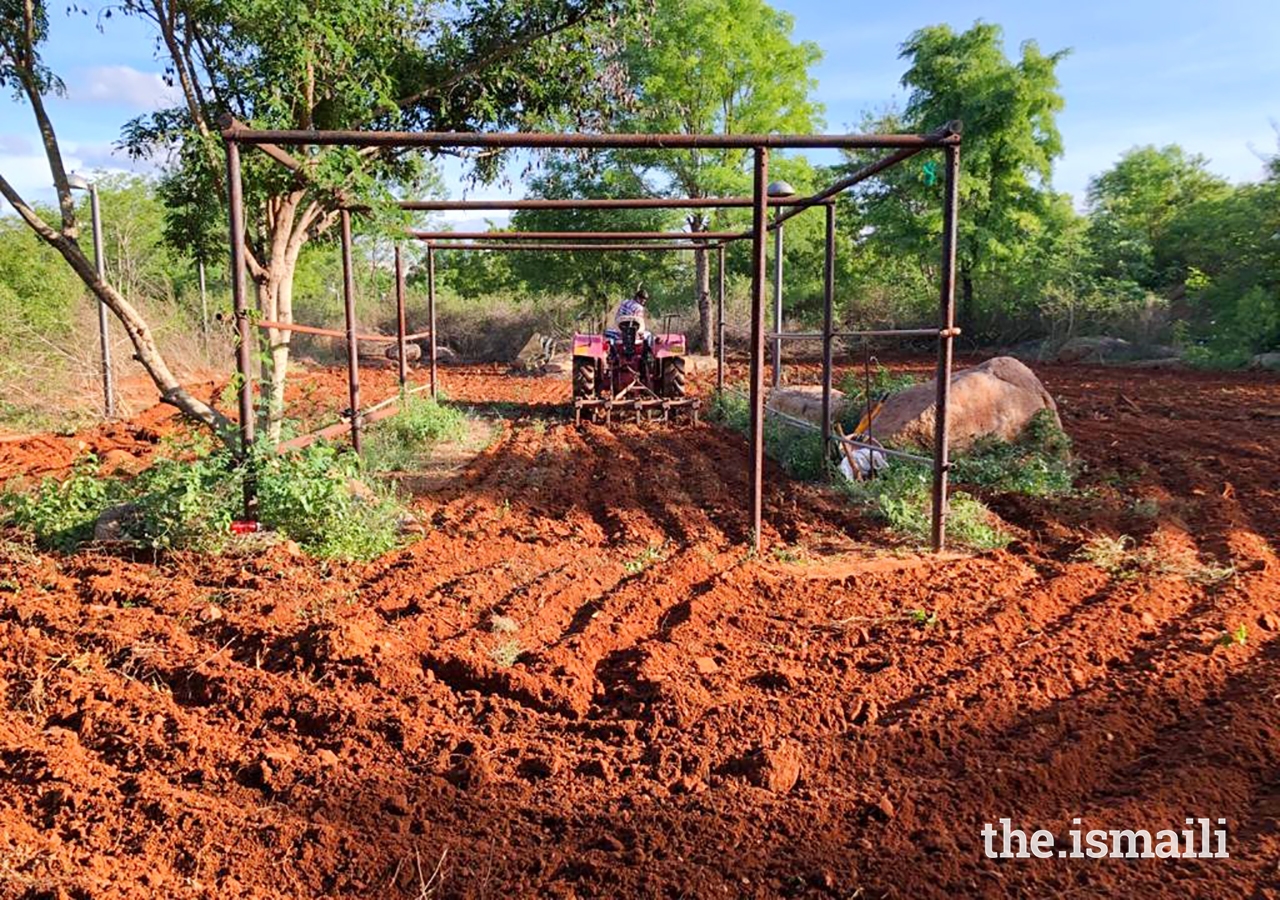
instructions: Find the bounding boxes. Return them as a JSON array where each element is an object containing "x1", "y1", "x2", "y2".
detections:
[
  {"x1": 3, "y1": 442, "x2": 409, "y2": 561},
  {"x1": 365, "y1": 394, "x2": 468, "y2": 473},
  {"x1": 949, "y1": 410, "x2": 1075, "y2": 497},
  {"x1": 710, "y1": 389, "x2": 825, "y2": 482},
  {"x1": 838, "y1": 462, "x2": 1010, "y2": 551}
]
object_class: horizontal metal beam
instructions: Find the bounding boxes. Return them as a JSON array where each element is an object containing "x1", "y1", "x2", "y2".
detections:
[
  {"x1": 425, "y1": 241, "x2": 717, "y2": 251},
  {"x1": 398, "y1": 196, "x2": 833, "y2": 211},
  {"x1": 221, "y1": 124, "x2": 962, "y2": 152},
  {"x1": 832, "y1": 434, "x2": 932, "y2": 465},
  {"x1": 766, "y1": 328, "x2": 951, "y2": 340},
  {"x1": 764, "y1": 146, "x2": 928, "y2": 233},
  {"x1": 408, "y1": 230, "x2": 743, "y2": 241}
]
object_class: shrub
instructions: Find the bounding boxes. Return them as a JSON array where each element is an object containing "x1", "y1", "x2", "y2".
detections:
[
  {"x1": 949, "y1": 410, "x2": 1075, "y2": 497},
  {"x1": 837, "y1": 462, "x2": 1010, "y2": 551},
  {"x1": 365, "y1": 394, "x2": 468, "y2": 473},
  {"x1": 709, "y1": 389, "x2": 825, "y2": 482},
  {"x1": 3, "y1": 442, "x2": 410, "y2": 561},
  {"x1": 3, "y1": 458, "x2": 122, "y2": 552}
]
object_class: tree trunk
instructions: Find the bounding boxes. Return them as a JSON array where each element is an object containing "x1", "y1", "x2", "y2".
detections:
[
  {"x1": 690, "y1": 213, "x2": 711, "y2": 354},
  {"x1": 0, "y1": 176, "x2": 233, "y2": 441},
  {"x1": 694, "y1": 247, "x2": 712, "y2": 354}
]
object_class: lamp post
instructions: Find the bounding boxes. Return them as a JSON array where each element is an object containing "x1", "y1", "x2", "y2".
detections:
[
  {"x1": 67, "y1": 173, "x2": 114, "y2": 418},
  {"x1": 768, "y1": 179, "x2": 795, "y2": 388}
]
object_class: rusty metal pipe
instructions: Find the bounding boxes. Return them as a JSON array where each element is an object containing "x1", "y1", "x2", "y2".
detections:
[
  {"x1": 766, "y1": 146, "x2": 928, "y2": 233},
  {"x1": 748, "y1": 148, "x2": 769, "y2": 553},
  {"x1": 398, "y1": 196, "x2": 833, "y2": 211},
  {"x1": 409, "y1": 230, "x2": 745, "y2": 241},
  {"x1": 221, "y1": 125, "x2": 961, "y2": 151},
  {"x1": 225, "y1": 140, "x2": 257, "y2": 518},
  {"x1": 821, "y1": 203, "x2": 835, "y2": 468},
  {"x1": 422, "y1": 240, "x2": 716, "y2": 252},
  {"x1": 931, "y1": 145, "x2": 960, "y2": 552},
  {"x1": 716, "y1": 244, "x2": 726, "y2": 392},
  {"x1": 395, "y1": 245, "x2": 408, "y2": 387},
  {"x1": 339, "y1": 209, "x2": 363, "y2": 455},
  {"x1": 427, "y1": 246, "x2": 438, "y2": 399}
]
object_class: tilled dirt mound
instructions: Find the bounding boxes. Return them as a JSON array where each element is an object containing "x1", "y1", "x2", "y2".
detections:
[{"x1": 1, "y1": 361, "x2": 1279, "y2": 898}]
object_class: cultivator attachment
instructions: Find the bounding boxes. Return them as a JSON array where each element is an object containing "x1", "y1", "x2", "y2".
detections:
[{"x1": 570, "y1": 321, "x2": 700, "y2": 425}]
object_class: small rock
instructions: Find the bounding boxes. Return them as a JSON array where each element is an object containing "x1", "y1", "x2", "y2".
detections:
[
  {"x1": 93, "y1": 502, "x2": 142, "y2": 542},
  {"x1": 278, "y1": 539, "x2": 303, "y2": 558},
  {"x1": 1068, "y1": 667, "x2": 1087, "y2": 687},
  {"x1": 449, "y1": 755, "x2": 492, "y2": 791},
  {"x1": 1259, "y1": 612, "x2": 1280, "y2": 633},
  {"x1": 741, "y1": 742, "x2": 803, "y2": 794},
  {"x1": 1139, "y1": 611, "x2": 1157, "y2": 628},
  {"x1": 197, "y1": 605, "x2": 223, "y2": 624},
  {"x1": 671, "y1": 774, "x2": 707, "y2": 795},
  {"x1": 876, "y1": 795, "x2": 896, "y2": 820},
  {"x1": 314, "y1": 749, "x2": 339, "y2": 768},
  {"x1": 694, "y1": 656, "x2": 720, "y2": 675}
]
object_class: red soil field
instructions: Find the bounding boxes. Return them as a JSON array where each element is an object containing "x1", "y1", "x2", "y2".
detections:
[{"x1": 1, "y1": 359, "x2": 1278, "y2": 898}]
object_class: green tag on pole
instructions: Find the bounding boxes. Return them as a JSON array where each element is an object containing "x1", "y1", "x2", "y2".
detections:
[{"x1": 922, "y1": 160, "x2": 938, "y2": 186}]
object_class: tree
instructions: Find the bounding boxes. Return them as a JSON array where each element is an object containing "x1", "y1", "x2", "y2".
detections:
[
  {"x1": 597, "y1": 0, "x2": 822, "y2": 352},
  {"x1": 845, "y1": 23, "x2": 1069, "y2": 334},
  {"x1": 507, "y1": 156, "x2": 681, "y2": 318},
  {"x1": 0, "y1": 0, "x2": 229, "y2": 435},
  {"x1": 1086, "y1": 144, "x2": 1230, "y2": 290},
  {"x1": 122, "y1": 0, "x2": 637, "y2": 440}
]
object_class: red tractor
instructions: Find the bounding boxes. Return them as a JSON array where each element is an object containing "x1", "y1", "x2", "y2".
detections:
[{"x1": 570, "y1": 313, "x2": 698, "y2": 423}]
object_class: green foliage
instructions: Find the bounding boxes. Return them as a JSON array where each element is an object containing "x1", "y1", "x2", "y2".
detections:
[
  {"x1": 1086, "y1": 145, "x2": 1230, "y2": 291},
  {"x1": 837, "y1": 462, "x2": 1009, "y2": 551},
  {"x1": 364, "y1": 394, "x2": 468, "y2": 472},
  {"x1": 3, "y1": 459, "x2": 120, "y2": 552},
  {"x1": 709, "y1": 389, "x2": 825, "y2": 482},
  {"x1": 844, "y1": 22, "x2": 1070, "y2": 336},
  {"x1": 949, "y1": 410, "x2": 1074, "y2": 497},
  {"x1": 3, "y1": 443, "x2": 409, "y2": 560},
  {"x1": 254, "y1": 444, "x2": 404, "y2": 560}
]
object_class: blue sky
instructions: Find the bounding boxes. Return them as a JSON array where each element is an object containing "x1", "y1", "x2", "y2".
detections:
[{"x1": 2, "y1": 0, "x2": 1277, "y2": 215}]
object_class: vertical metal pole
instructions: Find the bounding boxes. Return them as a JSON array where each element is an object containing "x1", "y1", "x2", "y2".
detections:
[
  {"x1": 394, "y1": 245, "x2": 408, "y2": 388},
  {"x1": 716, "y1": 244, "x2": 726, "y2": 392},
  {"x1": 748, "y1": 148, "x2": 769, "y2": 554},
  {"x1": 931, "y1": 144, "x2": 960, "y2": 552},
  {"x1": 225, "y1": 140, "x2": 256, "y2": 517},
  {"x1": 89, "y1": 185, "x2": 114, "y2": 419},
  {"x1": 427, "y1": 245, "x2": 438, "y2": 399},
  {"x1": 339, "y1": 209, "x2": 363, "y2": 454},
  {"x1": 820, "y1": 203, "x2": 835, "y2": 468},
  {"x1": 771, "y1": 222, "x2": 784, "y2": 388},
  {"x1": 198, "y1": 259, "x2": 209, "y2": 346}
]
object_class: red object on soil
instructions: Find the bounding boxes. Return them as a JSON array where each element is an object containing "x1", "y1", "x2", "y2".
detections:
[
  {"x1": 230, "y1": 520, "x2": 261, "y2": 534},
  {"x1": 1, "y1": 361, "x2": 1279, "y2": 898}
]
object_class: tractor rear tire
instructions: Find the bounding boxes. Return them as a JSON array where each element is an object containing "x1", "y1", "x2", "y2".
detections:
[
  {"x1": 572, "y1": 357, "x2": 597, "y2": 400},
  {"x1": 661, "y1": 356, "x2": 687, "y2": 399}
]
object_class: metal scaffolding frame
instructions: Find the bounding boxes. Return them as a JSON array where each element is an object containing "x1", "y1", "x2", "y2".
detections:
[{"x1": 220, "y1": 117, "x2": 962, "y2": 551}]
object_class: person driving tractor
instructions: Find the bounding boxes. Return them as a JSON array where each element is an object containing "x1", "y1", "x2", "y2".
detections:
[{"x1": 610, "y1": 286, "x2": 649, "y2": 337}]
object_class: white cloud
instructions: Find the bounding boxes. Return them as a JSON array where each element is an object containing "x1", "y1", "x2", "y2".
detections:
[{"x1": 73, "y1": 65, "x2": 178, "y2": 110}]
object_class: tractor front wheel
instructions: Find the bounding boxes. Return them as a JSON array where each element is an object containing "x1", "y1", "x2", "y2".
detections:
[
  {"x1": 572, "y1": 357, "x2": 597, "y2": 400},
  {"x1": 660, "y1": 356, "x2": 687, "y2": 399}
]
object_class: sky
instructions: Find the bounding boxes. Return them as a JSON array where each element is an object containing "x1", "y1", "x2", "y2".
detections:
[{"x1": 2, "y1": 0, "x2": 1278, "y2": 219}]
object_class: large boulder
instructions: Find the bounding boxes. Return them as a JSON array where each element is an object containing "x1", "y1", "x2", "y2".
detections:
[
  {"x1": 384, "y1": 342, "x2": 422, "y2": 362},
  {"x1": 1250, "y1": 352, "x2": 1280, "y2": 371},
  {"x1": 766, "y1": 385, "x2": 847, "y2": 427},
  {"x1": 511, "y1": 332, "x2": 556, "y2": 372},
  {"x1": 871, "y1": 356, "x2": 1060, "y2": 451},
  {"x1": 1056, "y1": 335, "x2": 1132, "y2": 364}
]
